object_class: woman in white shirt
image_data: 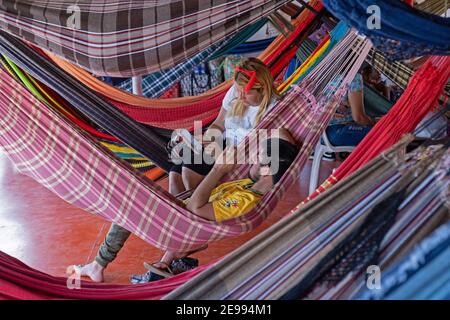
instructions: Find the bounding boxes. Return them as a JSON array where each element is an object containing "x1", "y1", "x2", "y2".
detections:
[{"x1": 169, "y1": 57, "x2": 279, "y2": 195}]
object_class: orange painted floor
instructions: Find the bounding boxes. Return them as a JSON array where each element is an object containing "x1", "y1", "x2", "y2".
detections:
[{"x1": 0, "y1": 152, "x2": 341, "y2": 284}]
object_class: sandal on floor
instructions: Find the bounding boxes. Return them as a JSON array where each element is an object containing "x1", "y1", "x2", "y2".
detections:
[
  {"x1": 129, "y1": 271, "x2": 165, "y2": 284},
  {"x1": 143, "y1": 244, "x2": 208, "y2": 277},
  {"x1": 143, "y1": 261, "x2": 174, "y2": 278}
]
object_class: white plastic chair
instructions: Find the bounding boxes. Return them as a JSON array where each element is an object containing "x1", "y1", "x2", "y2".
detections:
[{"x1": 309, "y1": 130, "x2": 355, "y2": 194}]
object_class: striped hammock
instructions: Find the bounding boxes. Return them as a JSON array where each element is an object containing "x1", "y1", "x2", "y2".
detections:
[
  {"x1": 0, "y1": 30, "x2": 372, "y2": 253},
  {"x1": 0, "y1": 0, "x2": 292, "y2": 77}
]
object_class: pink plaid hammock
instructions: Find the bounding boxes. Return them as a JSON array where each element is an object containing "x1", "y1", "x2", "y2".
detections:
[{"x1": 0, "y1": 30, "x2": 371, "y2": 253}]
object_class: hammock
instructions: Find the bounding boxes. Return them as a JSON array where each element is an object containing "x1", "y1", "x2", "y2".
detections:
[
  {"x1": 0, "y1": 29, "x2": 371, "y2": 254},
  {"x1": 44, "y1": 1, "x2": 324, "y2": 109},
  {"x1": 0, "y1": 31, "x2": 373, "y2": 300},
  {"x1": 116, "y1": 19, "x2": 269, "y2": 98},
  {"x1": 0, "y1": 1, "x2": 324, "y2": 172},
  {"x1": 366, "y1": 48, "x2": 450, "y2": 95},
  {"x1": 31, "y1": 3, "x2": 324, "y2": 131},
  {"x1": 0, "y1": 0, "x2": 292, "y2": 77},
  {"x1": 165, "y1": 139, "x2": 449, "y2": 299},
  {"x1": 0, "y1": 56, "x2": 166, "y2": 180},
  {"x1": 0, "y1": 30, "x2": 173, "y2": 172},
  {"x1": 323, "y1": 0, "x2": 450, "y2": 60},
  {"x1": 0, "y1": 250, "x2": 208, "y2": 299}
]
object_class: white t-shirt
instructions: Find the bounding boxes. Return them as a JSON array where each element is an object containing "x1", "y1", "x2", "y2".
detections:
[{"x1": 222, "y1": 85, "x2": 277, "y2": 145}]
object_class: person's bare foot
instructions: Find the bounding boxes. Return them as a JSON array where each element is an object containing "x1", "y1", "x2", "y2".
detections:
[{"x1": 69, "y1": 261, "x2": 105, "y2": 283}]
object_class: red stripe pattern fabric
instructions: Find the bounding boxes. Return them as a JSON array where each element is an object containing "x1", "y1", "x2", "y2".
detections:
[
  {"x1": 0, "y1": 0, "x2": 291, "y2": 77},
  {"x1": 0, "y1": 30, "x2": 369, "y2": 253},
  {"x1": 0, "y1": 250, "x2": 207, "y2": 299},
  {"x1": 303, "y1": 55, "x2": 450, "y2": 204}
]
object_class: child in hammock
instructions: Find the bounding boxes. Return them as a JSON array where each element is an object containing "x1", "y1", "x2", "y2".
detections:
[{"x1": 145, "y1": 128, "x2": 300, "y2": 278}]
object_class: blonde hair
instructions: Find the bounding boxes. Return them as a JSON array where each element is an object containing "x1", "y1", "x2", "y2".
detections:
[{"x1": 229, "y1": 57, "x2": 280, "y2": 124}]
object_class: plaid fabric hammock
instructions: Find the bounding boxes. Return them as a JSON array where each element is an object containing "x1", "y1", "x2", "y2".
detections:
[
  {"x1": 0, "y1": 249, "x2": 209, "y2": 299},
  {"x1": 33, "y1": 2, "x2": 324, "y2": 131},
  {"x1": 0, "y1": 0, "x2": 292, "y2": 77},
  {"x1": 0, "y1": 30, "x2": 372, "y2": 300},
  {"x1": 323, "y1": 0, "x2": 450, "y2": 60},
  {"x1": 44, "y1": 1, "x2": 324, "y2": 108},
  {"x1": 117, "y1": 19, "x2": 269, "y2": 98},
  {"x1": 0, "y1": 28, "x2": 370, "y2": 254}
]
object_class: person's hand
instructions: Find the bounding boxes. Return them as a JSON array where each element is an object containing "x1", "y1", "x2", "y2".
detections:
[{"x1": 212, "y1": 162, "x2": 238, "y2": 174}]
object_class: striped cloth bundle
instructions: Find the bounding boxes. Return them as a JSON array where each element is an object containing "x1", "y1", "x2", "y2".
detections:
[{"x1": 0, "y1": 0, "x2": 291, "y2": 77}]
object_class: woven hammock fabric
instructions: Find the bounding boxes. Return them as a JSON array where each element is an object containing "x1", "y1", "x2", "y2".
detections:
[
  {"x1": 0, "y1": 0, "x2": 291, "y2": 77},
  {"x1": 117, "y1": 18, "x2": 269, "y2": 98},
  {"x1": 304, "y1": 55, "x2": 450, "y2": 204},
  {"x1": 0, "y1": 29, "x2": 369, "y2": 253},
  {"x1": 0, "y1": 250, "x2": 208, "y2": 299},
  {"x1": 0, "y1": 2, "x2": 323, "y2": 132},
  {"x1": 44, "y1": 0, "x2": 324, "y2": 109},
  {"x1": 323, "y1": 0, "x2": 450, "y2": 60}
]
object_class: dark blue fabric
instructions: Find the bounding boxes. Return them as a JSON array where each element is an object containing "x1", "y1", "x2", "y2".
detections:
[
  {"x1": 324, "y1": 0, "x2": 450, "y2": 60},
  {"x1": 326, "y1": 124, "x2": 372, "y2": 146}
]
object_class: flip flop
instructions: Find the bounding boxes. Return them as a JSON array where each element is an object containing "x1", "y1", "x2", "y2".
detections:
[
  {"x1": 143, "y1": 244, "x2": 208, "y2": 277},
  {"x1": 143, "y1": 261, "x2": 174, "y2": 278}
]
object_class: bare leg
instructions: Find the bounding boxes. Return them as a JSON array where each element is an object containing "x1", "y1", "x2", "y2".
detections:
[
  {"x1": 169, "y1": 171, "x2": 185, "y2": 195},
  {"x1": 182, "y1": 167, "x2": 205, "y2": 190}
]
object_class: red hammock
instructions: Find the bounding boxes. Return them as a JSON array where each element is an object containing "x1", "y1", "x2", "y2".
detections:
[
  {"x1": 303, "y1": 55, "x2": 450, "y2": 204},
  {"x1": 0, "y1": 251, "x2": 208, "y2": 300}
]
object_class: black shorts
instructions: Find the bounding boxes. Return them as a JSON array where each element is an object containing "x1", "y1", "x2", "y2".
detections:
[
  {"x1": 169, "y1": 139, "x2": 225, "y2": 176},
  {"x1": 170, "y1": 161, "x2": 214, "y2": 176}
]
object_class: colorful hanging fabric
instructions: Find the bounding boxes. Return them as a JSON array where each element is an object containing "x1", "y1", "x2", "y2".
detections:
[
  {"x1": 166, "y1": 140, "x2": 450, "y2": 299},
  {"x1": 304, "y1": 55, "x2": 450, "y2": 204},
  {"x1": 0, "y1": 29, "x2": 370, "y2": 254},
  {"x1": 0, "y1": 1, "x2": 324, "y2": 132},
  {"x1": 356, "y1": 220, "x2": 450, "y2": 300},
  {"x1": 0, "y1": 0, "x2": 293, "y2": 77},
  {"x1": 0, "y1": 30, "x2": 172, "y2": 172},
  {"x1": 43, "y1": 1, "x2": 324, "y2": 109},
  {"x1": 0, "y1": 250, "x2": 209, "y2": 299},
  {"x1": 116, "y1": 18, "x2": 269, "y2": 98},
  {"x1": 323, "y1": 0, "x2": 450, "y2": 60}
]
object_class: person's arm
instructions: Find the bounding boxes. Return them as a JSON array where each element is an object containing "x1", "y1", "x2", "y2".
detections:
[
  {"x1": 186, "y1": 163, "x2": 236, "y2": 218},
  {"x1": 348, "y1": 89, "x2": 375, "y2": 126},
  {"x1": 203, "y1": 107, "x2": 226, "y2": 142}
]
